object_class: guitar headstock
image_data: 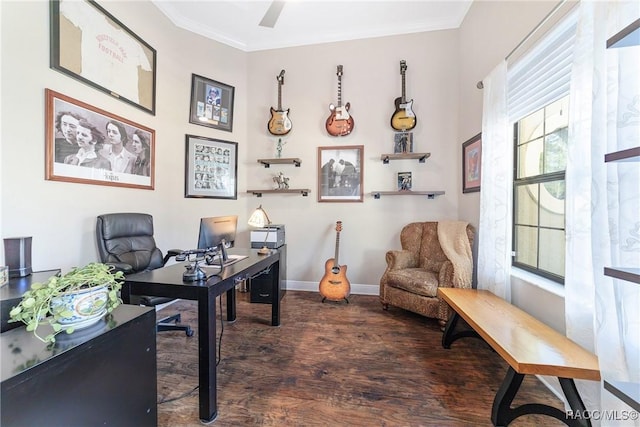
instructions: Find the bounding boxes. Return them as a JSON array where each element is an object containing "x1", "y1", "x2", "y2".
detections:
[
  {"x1": 336, "y1": 65, "x2": 343, "y2": 77},
  {"x1": 400, "y1": 60, "x2": 407, "y2": 74},
  {"x1": 335, "y1": 221, "x2": 343, "y2": 232},
  {"x1": 277, "y1": 69, "x2": 285, "y2": 85}
]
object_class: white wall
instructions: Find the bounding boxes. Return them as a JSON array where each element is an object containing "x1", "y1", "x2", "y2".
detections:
[
  {"x1": 1, "y1": 0, "x2": 569, "y2": 307},
  {"x1": 246, "y1": 31, "x2": 460, "y2": 287},
  {"x1": 1, "y1": 0, "x2": 249, "y2": 271}
]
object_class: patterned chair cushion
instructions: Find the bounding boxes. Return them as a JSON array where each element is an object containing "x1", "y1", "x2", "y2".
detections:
[{"x1": 385, "y1": 268, "x2": 439, "y2": 297}]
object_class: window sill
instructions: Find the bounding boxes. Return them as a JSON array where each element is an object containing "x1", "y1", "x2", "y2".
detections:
[{"x1": 510, "y1": 267, "x2": 565, "y2": 298}]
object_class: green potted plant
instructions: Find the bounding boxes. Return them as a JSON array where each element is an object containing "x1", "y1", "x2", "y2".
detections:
[{"x1": 8, "y1": 262, "x2": 124, "y2": 344}]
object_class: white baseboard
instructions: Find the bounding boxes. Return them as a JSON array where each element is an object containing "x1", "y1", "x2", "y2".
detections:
[{"x1": 283, "y1": 280, "x2": 379, "y2": 296}]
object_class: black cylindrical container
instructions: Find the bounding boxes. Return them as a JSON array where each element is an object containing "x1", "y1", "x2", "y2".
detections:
[{"x1": 4, "y1": 236, "x2": 33, "y2": 278}]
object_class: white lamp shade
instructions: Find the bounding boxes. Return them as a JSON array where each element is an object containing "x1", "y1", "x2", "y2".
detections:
[{"x1": 248, "y1": 206, "x2": 271, "y2": 228}]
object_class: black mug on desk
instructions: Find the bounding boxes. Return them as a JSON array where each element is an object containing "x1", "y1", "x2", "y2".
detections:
[{"x1": 4, "y1": 236, "x2": 33, "y2": 278}]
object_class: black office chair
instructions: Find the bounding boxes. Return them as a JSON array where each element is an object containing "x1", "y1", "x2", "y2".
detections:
[{"x1": 96, "y1": 213, "x2": 193, "y2": 337}]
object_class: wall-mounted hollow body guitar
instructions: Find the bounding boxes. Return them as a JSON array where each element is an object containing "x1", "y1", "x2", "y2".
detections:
[
  {"x1": 390, "y1": 60, "x2": 417, "y2": 131},
  {"x1": 268, "y1": 70, "x2": 292, "y2": 136},
  {"x1": 319, "y1": 221, "x2": 350, "y2": 303},
  {"x1": 325, "y1": 65, "x2": 354, "y2": 137}
]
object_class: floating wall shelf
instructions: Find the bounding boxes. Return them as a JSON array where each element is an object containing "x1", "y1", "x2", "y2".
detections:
[
  {"x1": 380, "y1": 153, "x2": 431, "y2": 164},
  {"x1": 247, "y1": 189, "x2": 310, "y2": 197},
  {"x1": 257, "y1": 158, "x2": 302, "y2": 168},
  {"x1": 371, "y1": 190, "x2": 445, "y2": 199}
]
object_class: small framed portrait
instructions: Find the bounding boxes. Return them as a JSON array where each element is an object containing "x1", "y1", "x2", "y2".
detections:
[
  {"x1": 462, "y1": 133, "x2": 481, "y2": 193},
  {"x1": 397, "y1": 171, "x2": 412, "y2": 191},
  {"x1": 45, "y1": 89, "x2": 154, "y2": 190},
  {"x1": 394, "y1": 132, "x2": 413, "y2": 153},
  {"x1": 185, "y1": 135, "x2": 237, "y2": 199},
  {"x1": 189, "y1": 74, "x2": 235, "y2": 132},
  {"x1": 318, "y1": 145, "x2": 364, "y2": 203}
]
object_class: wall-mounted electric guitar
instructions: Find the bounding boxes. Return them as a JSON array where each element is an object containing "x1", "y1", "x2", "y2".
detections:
[
  {"x1": 268, "y1": 70, "x2": 292, "y2": 136},
  {"x1": 390, "y1": 60, "x2": 417, "y2": 131},
  {"x1": 325, "y1": 65, "x2": 354, "y2": 137},
  {"x1": 319, "y1": 221, "x2": 351, "y2": 303}
]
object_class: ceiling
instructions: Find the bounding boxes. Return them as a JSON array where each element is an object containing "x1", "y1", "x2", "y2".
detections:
[{"x1": 151, "y1": 0, "x2": 473, "y2": 52}]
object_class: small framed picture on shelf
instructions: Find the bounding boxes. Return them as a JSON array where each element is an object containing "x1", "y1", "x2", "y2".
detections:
[
  {"x1": 397, "y1": 171, "x2": 412, "y2": 191},
  {"x1": 394, "y1": 132, "x2": 413, "y2": 153}
]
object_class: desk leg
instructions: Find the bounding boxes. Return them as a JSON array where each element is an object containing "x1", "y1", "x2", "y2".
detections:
[
  {"x1": 198, "y1": 290, "x2": 217, "y2": 423},
  {"x1": 271, "y1": 260, "x2": 281, "y2": 326},
  {"x1": 226, "y1": 288, "x2": 236, "y2": 322}
]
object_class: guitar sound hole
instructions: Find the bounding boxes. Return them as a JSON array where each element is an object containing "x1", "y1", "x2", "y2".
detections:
[{"x1": 331, "y1": 267, "x2": 340, "y2": 274}]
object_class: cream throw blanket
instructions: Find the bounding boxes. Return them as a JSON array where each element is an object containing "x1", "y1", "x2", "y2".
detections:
[{"x1": 437, "y1": 221, "x2": 473, "y2": 288}]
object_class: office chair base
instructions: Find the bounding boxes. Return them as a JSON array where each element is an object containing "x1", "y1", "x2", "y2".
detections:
[{"x1": 157, "y1": 313, "x2": 194, "y2": 337}]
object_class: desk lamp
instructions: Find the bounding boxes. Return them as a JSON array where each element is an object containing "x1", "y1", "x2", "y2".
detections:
[{"x1": 248, "y1": 205, "x2": 272, "y2": 255}]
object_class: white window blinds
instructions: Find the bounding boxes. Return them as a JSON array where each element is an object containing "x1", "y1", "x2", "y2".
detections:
[{"x1": 507, "y1": 9, "x2": 577, "y2": 122}]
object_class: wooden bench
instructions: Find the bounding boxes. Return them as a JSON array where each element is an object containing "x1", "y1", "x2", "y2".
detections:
[{"x1": 438, "y1": 288, "x2": 600, "y2": 427}]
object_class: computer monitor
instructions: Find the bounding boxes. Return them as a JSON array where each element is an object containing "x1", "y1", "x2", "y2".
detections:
[{"x1": 197, "y1": 215, "x2": 237, "y2": 262}]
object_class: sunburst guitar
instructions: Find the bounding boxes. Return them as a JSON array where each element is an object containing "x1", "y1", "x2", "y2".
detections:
[
  {"x1": 319, "y1": 221, "x2": 351, "y2": 303},
  {"x1": 390, "y1": 60, "x2": 417, "y2": 131},
  {"x1": 268, "y1": 69, "x2": 292, "y2": 136},
  {"x1": 325, "y1": 65, "x2": 354, "y2": 137}
]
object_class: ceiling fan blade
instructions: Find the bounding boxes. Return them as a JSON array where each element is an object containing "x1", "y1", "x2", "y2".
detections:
[{"x1": 259, "y1": 0, "x2": 285, "y2": 28}]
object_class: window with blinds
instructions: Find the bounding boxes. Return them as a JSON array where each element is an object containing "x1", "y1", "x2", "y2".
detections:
[{"x1": 509, "y1": 9, "x2": 577, "y2": 283}]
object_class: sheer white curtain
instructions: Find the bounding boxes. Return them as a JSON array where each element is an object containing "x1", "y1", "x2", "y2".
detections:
[
  {"x1": 567, "y1": 0, "x2": 640, "y2": 422},
  {"x1": 477, "y1": 61, "x2": 512, "y2": 301}
]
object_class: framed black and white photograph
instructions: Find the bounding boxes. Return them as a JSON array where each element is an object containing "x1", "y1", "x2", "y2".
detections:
[
  {"x1": 189, "y1": 74, "x2": 235, "y2": 132},
  {"x1": 50, "y1": 0, "x2": 157, "y2": 115},
  {"x1": 318, "y1": 145, "x2": 364, "y2": 203},
  {"x1": 462, "y1": 133, "x2": 482, "y2": 193},
  {"x1": 45, "y1": 89, "x2": 154, "y2": 190},
  {"x1": 394, "y1": 132, "x2": 413, "y2": 153},
  {"x1": 185, "y1": 135, "x2": 238, "y2": 199},
  {"x1": 397, "y1": 171, "x2": 412, "y2": 191}
]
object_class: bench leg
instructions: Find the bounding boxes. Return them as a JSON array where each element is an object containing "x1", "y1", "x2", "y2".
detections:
[
  {"x1": 441, "y1": 311, "x2": 482, "y2": 349},
  {"x1": 491, "y1": 367, "x2": 591, "y2": 427}
]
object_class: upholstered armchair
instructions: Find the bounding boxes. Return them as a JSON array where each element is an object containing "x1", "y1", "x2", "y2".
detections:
[{"x1": 379, "y1": 221, "x2": 475, "y2": 328}]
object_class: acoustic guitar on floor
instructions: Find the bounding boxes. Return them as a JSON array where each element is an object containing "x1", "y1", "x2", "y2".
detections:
[
  {"x1": 319, "y1": 221, "x2": 351, "y2": 303},
  {"x1": 267, "y1": 69, "x2": 292, "y2": 136},
  {"x1": 325, "y1": 65, "x2": 354, "y2": 137},
  {"x1": 390, "y1": 60, "x2": 417, "y2": 131}
]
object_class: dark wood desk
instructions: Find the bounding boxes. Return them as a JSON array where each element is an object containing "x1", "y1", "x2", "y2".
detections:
[
  {"x1": 1, "y1": 305, "x2": 157, "y2": 426},
  {"x1": 121, "y1": 248, "x2": 284, "y2": 423},
  {"x1": 1, "y1": 269, "x2": 61, "y2": 333}
]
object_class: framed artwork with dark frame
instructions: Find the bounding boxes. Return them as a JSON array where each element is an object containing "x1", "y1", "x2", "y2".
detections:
[
  {"x1": 189, "y1": 74, "x2": 235, "y2": 132},
  {"x1": 50, "y1": 0, "x2": 157, "y2": 115},
  {"x1": 317, "y1": 145, "x2": 364, "y2": 203},
  {"x1": 462, "y1": 133, "x2": 481, "y2": 193},
  {"x1": 45, "y1": 89, "x2": 155, "y2": 190},
  {"x1": 185, "y1": 134, "x2": 238, "y2": 199}
]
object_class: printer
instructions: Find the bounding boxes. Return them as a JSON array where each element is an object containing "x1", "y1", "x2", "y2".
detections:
[{"x1": 250, "y1": 224, "x2": 285, "y2": 249}]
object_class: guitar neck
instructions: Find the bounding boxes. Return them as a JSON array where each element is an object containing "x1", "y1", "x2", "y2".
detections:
[
  {"x1": 334, "y1": 231, "x2": 340, "y2": 266},
  {"x1": 400, "y1": 61, "x2": 407, "y2": 103},
  {"x1": 401, "y1": 73, "x2": 406, "y2": 103},
  {"x1": 277, "y1": 83, "x2": 282, "y2": 110}
]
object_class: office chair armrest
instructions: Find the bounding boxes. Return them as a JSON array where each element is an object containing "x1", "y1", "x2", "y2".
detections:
[
  {"x1": 105, "y1": 262, "x2": 134, "y2": 274},
  {"x1": 163, "y1": 249, "x2": 184, "y2": 265}
]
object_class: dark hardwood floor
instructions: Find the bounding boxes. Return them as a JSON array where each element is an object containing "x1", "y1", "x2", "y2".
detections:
[{"x1": 155, "y1": 290, "x2": 565, "y2": 426}]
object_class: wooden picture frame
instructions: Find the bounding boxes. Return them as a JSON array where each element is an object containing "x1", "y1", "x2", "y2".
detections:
[
  {"x1": 317, "y1": 145, "x2": 364, "y2": 203},
  {"x1": 45, "y1": 89, "x2": 155, "y2": 190},
  {"x1": 189, "y1": 74, "x2": 235, "y2": 132},
  {"x1": 185, "y1": 135, "x2": 238, "y2": 199},
  {"x1": 50, "y1": 0, "x2": 157, "y2": 115},
  {"x1": 462, "y1": 133, "x2": 481, "y2": 193}
]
